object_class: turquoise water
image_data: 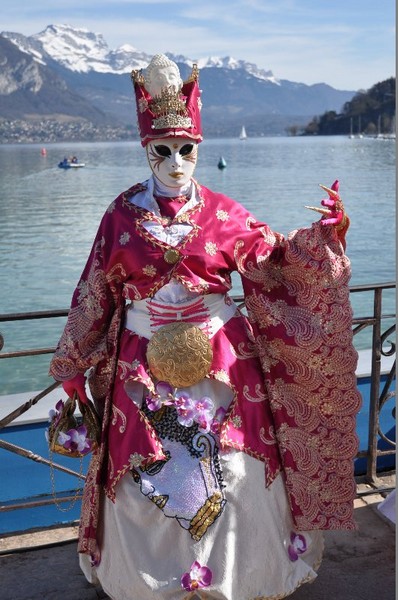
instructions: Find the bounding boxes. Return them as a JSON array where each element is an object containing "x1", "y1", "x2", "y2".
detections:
[{"x1": 0, "y1": 136, "x2": 395, "y2": 395}]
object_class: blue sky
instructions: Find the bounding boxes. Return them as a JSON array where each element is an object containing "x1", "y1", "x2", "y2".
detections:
[{"x1": 1, "y1": 0, "x2": 395, "y2": 91}]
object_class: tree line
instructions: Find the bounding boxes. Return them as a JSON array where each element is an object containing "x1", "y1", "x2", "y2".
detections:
[{"x1": 287, "y1": 77, "x2": 395, "y2": 136}]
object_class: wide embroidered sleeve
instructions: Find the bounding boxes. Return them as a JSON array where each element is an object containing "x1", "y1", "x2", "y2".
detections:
[
  {"x1": 239, "y1": 218, "x2": 361, "y2": 531},
  {"x1": 49, "y1": 202, "x2": 127, "y2": 382}
]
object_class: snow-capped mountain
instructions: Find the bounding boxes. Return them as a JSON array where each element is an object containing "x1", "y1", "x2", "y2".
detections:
[
  {"x1": 0, "y1": 24, "x2": 356, "y2": 138},
  {"x1": 3, "y1": 23, "x2": 279, "y2": 82},
  {"x1": 2, "y1": 24, "x2": 152, "y2": 74}
]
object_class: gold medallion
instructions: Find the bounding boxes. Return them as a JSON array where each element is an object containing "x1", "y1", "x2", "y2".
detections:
[
  {"x1": 146, "y1": 322, "x2": 213, "y2": 388},
  {"x1": 164, "y1": 248, "x2": 181, "y2": 264}
]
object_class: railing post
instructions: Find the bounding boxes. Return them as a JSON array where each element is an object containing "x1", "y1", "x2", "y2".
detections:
[{"x1": 366, "y1": 287, "x2": 382, "y2": 484}]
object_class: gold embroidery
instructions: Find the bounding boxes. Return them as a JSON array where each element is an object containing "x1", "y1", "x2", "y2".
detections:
[
  {"x1": 231, "y1": 415, "x2": 242, "y2": 428},
  {"x1": 239, "y1": 221, "x2": 361, "y2": 529},
  {"x1": 142, "y1": 264, "x2": 157, "y2": 277},
  {"x1": 189, "y1": 492, "x2": 224, "y2": 541},
  {"x1": 111, "y1": 405, "x2": 127, "y2": 434}
]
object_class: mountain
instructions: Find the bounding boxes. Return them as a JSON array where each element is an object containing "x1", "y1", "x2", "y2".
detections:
[
  {"x1": 0, "y1": 36, "x2": 109, "y2": 123},
  {"x1": 0, "y1": 24, "x2": 357, "y2": 141}
]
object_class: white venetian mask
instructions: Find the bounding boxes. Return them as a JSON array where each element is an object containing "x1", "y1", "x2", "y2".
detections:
[{"x1": 146, "y1": 137, "x2": 198, "y2": 189}]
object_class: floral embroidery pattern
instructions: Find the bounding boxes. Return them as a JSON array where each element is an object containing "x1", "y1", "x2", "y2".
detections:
[
  {"x1": 138, "y1": 97, "x2": 148, "y2": 113},
  {"x1": 232, "y1": 415, "x2": 242, "y2": 428},
  {"x1": 128, "y1": 453, "x2": 145, "y2": 468},
  {"x1": 216, "y1": 209, "x2": 229, "y2": 222},
  {"x1": 204, "y1": 241, "x2": 218, "y2": 256},
  {"x1": 181, "y1": 561, "x2": 212, "y2": 591},
  {"x1": 287, "y1": 532, "x2": 307, "y2": 561},
  {"x1": 119, "y1": 232, "x2": 131, "y2": 245},
  {"x1": 142, "y1": 264, "x2": 157, "y2": 277}
]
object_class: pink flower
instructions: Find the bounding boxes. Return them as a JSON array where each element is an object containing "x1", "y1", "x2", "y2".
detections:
[
  {"x1": 210, "y1": 406, "x2": 226, "y2": 435},
  {"x1": 193, "y1": 396, "x2": 214, "y2": 415},
  {"x1": 146, "y1": 396, "x2": 162, "y2": 411},
  {"x1": 287, "y1": 532, "x2": 307, "y2": 561},
  {"x1": 174, "y1": 393, "x2": 195, "y2": 427},
  {"x1": 193, "y1": 396, "x2": 214, "y2": 432},
  {"x1": 58, "y1": 424, "x2": 92, "y2": 454},
  {"x1": 181, "y1": 561, "x2": 212, "y2": 591},
  {"x1": 48, "y1": 399, "x2": 64, "y2": 426},
  {"x1": 146, "y1": 381, "x2": 174, "y2": 412},
  {"x1": 196, "y1": 415, "x2": 211, "y2": 433}
]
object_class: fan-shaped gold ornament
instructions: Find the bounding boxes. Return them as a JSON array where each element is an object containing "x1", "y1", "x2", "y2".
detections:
[{"x1": 146, "y1": 322, "x2": 213, "y2": 388}]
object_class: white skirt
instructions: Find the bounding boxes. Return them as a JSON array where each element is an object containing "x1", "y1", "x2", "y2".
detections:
[{"x1": 80, "y1": 380, "x2": 323, "y2": 600}]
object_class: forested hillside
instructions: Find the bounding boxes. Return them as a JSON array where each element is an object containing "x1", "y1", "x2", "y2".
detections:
[{"x1": 302, "y1": 78, "x2": 395, "y2": 136}]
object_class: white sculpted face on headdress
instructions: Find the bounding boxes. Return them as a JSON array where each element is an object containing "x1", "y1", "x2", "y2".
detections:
[
  {"x1": 144, "y1": 54, "x2": 183, "y2": 97},
  {"x1": 146, "y1": 137, "x2": 198, "y2": 189}
]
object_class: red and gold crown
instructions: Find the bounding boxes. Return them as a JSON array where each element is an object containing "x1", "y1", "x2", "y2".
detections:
[{"x1": 131, "y1": 54, "x2": 203, "y2": 147}]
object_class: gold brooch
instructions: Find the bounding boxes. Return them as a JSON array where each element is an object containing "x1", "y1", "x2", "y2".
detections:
[
  {"x1": 164, "y1": 248, "x2": 181, "y2": 264},
  {"x1": 146, "y1": 322, "x2": 213, "y2": 388}
]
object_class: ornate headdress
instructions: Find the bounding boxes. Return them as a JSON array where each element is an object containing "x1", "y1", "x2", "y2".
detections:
[{"x1": 131, "y1": 54, "x2": 203, "y2": 147}]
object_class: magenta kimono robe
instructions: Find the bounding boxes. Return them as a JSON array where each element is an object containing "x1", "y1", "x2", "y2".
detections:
[{"x1": 49, "y1": 179, "x2": 361, "y2": 558}]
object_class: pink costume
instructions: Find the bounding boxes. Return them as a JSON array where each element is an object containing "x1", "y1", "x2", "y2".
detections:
[{"x1": 49, "y1": 56, "x2": 361, "y2": 600}]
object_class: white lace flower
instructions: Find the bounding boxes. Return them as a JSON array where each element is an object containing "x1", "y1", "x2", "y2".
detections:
[
  {"x1": 129, "y1": 453, "x2": 144, "y2": 468},
  {"x1": 204, "y1": 241, "x2": 218, "y2": 256},
  {"x1": 120, "y1": 232, "x2": 131, "y2": 245},
  {"x1": 216, "y1": 210, "x2": 229, "y2": 222}
]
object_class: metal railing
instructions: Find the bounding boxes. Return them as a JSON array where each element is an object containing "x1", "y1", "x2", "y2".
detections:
[{"x1": 0, "y1": 282, "x2": 395, "y2": 515}]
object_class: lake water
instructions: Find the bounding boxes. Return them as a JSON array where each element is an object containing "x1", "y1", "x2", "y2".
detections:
[{"x1": 0, "y1": 136, "x2": 395, "y2": 394}]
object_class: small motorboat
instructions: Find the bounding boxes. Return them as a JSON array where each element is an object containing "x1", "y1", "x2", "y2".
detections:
[{"x1": 58, "y1": 157, "x2": 85, "y2": 169}]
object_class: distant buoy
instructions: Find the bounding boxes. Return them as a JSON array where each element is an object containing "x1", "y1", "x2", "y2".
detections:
[
  {"x1": 217, "y1": 156, "x2": 227, "y2": 170},
  {"x1": 41, "y1": 148, "x2": 47, "y2": 156}
]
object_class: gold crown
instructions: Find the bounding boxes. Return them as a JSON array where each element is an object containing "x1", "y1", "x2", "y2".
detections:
[
  {"x1": 150, "y1": 86, "x2": 192, "y2": 129},
  {"x1": 131, "y1": 71, "x2": 193, "y2": 130}
]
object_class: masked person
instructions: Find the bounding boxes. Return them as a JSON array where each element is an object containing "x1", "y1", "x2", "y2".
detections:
[{"x1": 49, "y1": 54, "x2": 361, "y2": 600}]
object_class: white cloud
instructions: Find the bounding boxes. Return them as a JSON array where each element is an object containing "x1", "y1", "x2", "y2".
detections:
[{"x1": 0, "y1": 0, "x2": 395, "y2": 90}]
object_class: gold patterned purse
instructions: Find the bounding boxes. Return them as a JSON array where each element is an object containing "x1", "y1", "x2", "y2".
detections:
[{"x1": 47, "y1": 392, "x2": 101, "y2": 458}]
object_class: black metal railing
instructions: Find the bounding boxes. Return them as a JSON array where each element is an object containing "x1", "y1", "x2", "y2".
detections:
[{"x1": 0, "y1": 282, "x2": 395, "y2": 516}]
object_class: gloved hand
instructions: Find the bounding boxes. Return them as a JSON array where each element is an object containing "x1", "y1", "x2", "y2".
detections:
[
  {"x1": 305, "y1": 179, "x2": 348, "y2": 231},
  {"x1": 62, "y1": 373, "x2": 89, "y2": 404},
  {"x1": 319, "y1": 180, "x2": 347, "y2": 229}
]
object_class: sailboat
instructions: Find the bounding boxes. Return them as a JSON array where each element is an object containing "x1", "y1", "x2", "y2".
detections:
[
  {"x1": 239, "y1": 126, "x2": 247, "y2": 140},
  {"x1": 376, "y1": 113, "x2": 396, "y2": 139},
  {"x1": 348, "y1": 117, "x2": 354, "y2": 139},
  {"x1": 348, "y1": 116, "x2": 363, "y2": 139}
]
